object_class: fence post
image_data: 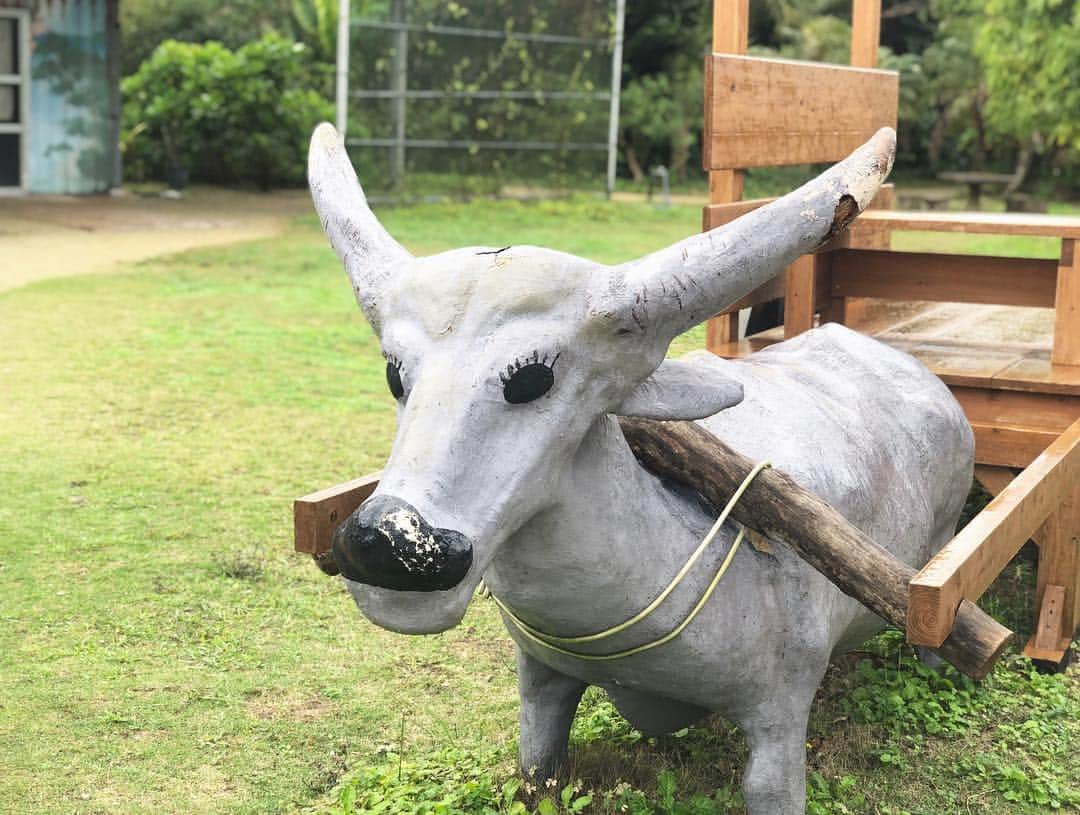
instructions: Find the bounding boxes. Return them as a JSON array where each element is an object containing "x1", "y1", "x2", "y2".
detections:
[
  {"x1": 605, "y1": 0, "x2": 625, "y2": 199},
  {"x1": 336, "y1": 0, "x2": 350, "y2": 137},
  {"x1": 390, "y1": 0, "x2": 408, "y2": 189}
]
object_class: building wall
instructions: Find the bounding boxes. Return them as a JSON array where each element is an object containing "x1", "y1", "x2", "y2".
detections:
[{"x1": 1, "y1": 0, "x2": 118, "y2": 194}]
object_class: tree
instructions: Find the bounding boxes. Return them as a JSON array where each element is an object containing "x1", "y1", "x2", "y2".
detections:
[{"x1": 974, "y1": 0, "x2": 1079, "y2": 152}]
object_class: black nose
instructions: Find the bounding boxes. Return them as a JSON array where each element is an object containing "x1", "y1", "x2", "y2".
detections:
[{"x1": 331, "y1": 495, "x2": 473, "y2": 592}]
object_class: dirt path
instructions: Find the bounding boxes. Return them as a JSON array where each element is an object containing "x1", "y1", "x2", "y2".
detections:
[{"x1": 0, "y1": 188, "x2": 311, "y2": 293}]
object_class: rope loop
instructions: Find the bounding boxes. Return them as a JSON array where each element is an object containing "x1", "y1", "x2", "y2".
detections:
[{"x1": 484, "y1": 460, "x2": 772, "y2": 661}]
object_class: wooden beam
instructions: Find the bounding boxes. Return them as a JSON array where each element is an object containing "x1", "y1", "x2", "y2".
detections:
[
  {"x1": 1052, "y1": 239, "x2": 1080, "y2": 366},
  {"x1": 851, "y1": 0, "x2": 882, "y2": 68},
  {"x1": 971, "y1": 422, "x2": 1060, "y2": 468},
  {"x1": 974, "y1": 465, "x2": 1019, "y2": 498},
  {"x1": 952, "y1": 387, "x2": 1080, "y2": 437},
  {"x1": 294, "y1": 471, "x2": 381, "y2": 555},
  {"x1": 855, "y1": 209, "x2": 1080, "y2": 239},
  {"x1": 703, "y1": 55, "x2": 898, "y2": 170},
  {"x1": 830, "y1": 249, "x2": 1059, "y2": 308},
  {"x1": 617, "y1": 416, "x2": 1011, "y2": 679},
  {"x1": 703, "y1": 185, "x2": 895, "y2": 233},
  {"x1": 908, "y1": 416, "x2": 1080, "y2": 647}
]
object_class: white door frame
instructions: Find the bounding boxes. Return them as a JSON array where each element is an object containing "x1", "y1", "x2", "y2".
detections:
[{"x1": 0, "y1": 8, "x2": 30, "y2": 194}]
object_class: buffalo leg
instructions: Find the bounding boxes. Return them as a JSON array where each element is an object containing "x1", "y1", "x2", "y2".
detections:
[
  {"x1": 737, "y1": 690, "x2": 816, "y2": 815},
  {"x1": 515, "y1": 647, "x2": 587, "y2": 781}
]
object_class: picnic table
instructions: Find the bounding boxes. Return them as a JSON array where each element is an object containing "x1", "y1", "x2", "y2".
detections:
[{"x1": 938, "y1": 171, "x2": 1017, "y2": 209}]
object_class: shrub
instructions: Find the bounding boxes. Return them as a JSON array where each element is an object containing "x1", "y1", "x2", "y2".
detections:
[{"x1": 122, "y1": 34, "x2": 333, "y2": 188}]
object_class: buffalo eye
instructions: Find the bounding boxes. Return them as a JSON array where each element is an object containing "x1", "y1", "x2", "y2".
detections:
[
  {"x1": 501, "y1": 353, "x2": 559, "y2": 404},
  {"x1": 385, "y1": 359, "x2": 405, "y2": 399}
]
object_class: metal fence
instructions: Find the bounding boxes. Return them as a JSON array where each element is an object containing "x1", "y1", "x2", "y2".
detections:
[{"x1": 335, "y1": 0, "x2": 625, "y2": 196}]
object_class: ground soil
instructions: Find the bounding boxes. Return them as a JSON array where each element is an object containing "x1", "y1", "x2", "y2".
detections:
[{"x1": 0, "y1": 187, "x2": 311, "y2": 293}]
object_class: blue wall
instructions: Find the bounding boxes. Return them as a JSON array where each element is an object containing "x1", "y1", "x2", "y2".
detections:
[{"x1": 29, "y1": 0, "x2": 112, "y2": 194}]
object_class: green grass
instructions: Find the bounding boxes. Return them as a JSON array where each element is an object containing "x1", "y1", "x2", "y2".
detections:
[{"x1": 1, "y1": 196, "x2": 1077, "y2": 814}]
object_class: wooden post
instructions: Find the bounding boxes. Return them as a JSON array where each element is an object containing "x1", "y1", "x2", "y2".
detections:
[
  {"x1": 783, "y1": 255, "x2": 818, "y2": 338},
  {"x1": 1052, "y1": 238, "x2": 1080, "y2": 366},
  {"x1": 843, "y1": 0, "x2": 883, "y2": 329},
  {"x1": 704, "y1": 0, "x2": 749, "y2": 352},
  {"x1": 850, "y1": 0, "x2": 882, "y2": 69},
  {"x1": 1022, "y1": 484, "x2": 1080, "y2": 664},
  {"x1": 390, "y1": 0, "x2": 408, "y2": 189}
]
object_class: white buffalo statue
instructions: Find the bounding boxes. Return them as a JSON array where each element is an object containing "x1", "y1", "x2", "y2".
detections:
[{"x1": 308, "y1": 123, "x2": 974, "y2": 814}]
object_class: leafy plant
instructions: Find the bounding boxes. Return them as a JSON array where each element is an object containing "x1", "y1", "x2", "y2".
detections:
[
  {"x1": 842, "y1": 630, "x2": 986, "y2": 736},
  {"x1": 122, "y1": 34, "x2": 333, "y2": 188},
  {"x1": 806, "y1": 773, "x2": 866, "y2": 815}
]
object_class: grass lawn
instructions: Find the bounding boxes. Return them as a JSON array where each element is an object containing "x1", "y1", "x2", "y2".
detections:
[{"x1": 1, "y1": 196, "x2": 1078, "y2": 814}]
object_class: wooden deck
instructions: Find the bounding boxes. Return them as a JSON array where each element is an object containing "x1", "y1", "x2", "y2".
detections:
[{"x1": 711, "y1": 300, "x2": 1080, "y2": 469}]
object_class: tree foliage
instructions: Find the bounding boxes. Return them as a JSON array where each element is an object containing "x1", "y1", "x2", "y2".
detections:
[
  {"x1": 118, "y1": 0, "x2": 1079, "y2": 192},
  {"x1": 972, "y1": 0, "x2": 1080, "y2": 151}
]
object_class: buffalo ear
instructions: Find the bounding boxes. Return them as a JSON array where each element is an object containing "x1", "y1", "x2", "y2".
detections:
[{"x1": 615, "y1": 358, "x2": 743, "y2": 421}]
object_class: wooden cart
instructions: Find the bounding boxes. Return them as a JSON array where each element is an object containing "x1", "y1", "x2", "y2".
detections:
[{"x1": 702, "y1": 0, "x2": 1080, "y2": 667}]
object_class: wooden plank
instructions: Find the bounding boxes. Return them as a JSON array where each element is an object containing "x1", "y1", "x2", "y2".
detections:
[
  {"x1": 992, "y1": 354, "x2": 1080, "y2": 397},
  {"x1": 850, "y1": 0, "x2": 882, "y2": 68},
  {"x1": 294, "y1": 471, "x2": 381, "y2": 555},
  {"x1": 706, "y1": 336, "x2": 781, "y2": 360},
  {"x1": 830, "y1": 250, "x2": 1058, "y2": 308},
  {"x1": 901, "y1": 343, "x2": 1021, "y2": 390},
  {"x1": 856, "y1": 209, "x2": 1080, "y2": 239},
  {"x1": 703, "y1": 196, "x2": 776, "y2": 229},
  {"x1": 783, "y1": 254, "x2": 817, "y2": 338},
  {"x1": 706, "y1": 314, "x2": 739, "y2": 350},
  {"x1": 973, "y1": 465, "x2": 1019, "y2": 498},
  {"x1": 1052, "y1": 239, "x2": 1080, "y2": 366},
  {"x1": 1020, "y1": 638, "x2": 1072, "y2": 664},
  {"x1": 1032, "y1": 584, "x2": 1067, "y2": 650},
  {"x1": 703, "y1": 54, "x2": 898, "y2": 170},
  {"x1": 971, "y1": 422, "x2": 1060, "y2": 468},
  {"x1": 908, "y1": 416, "x2": 1080, "y2": 647},
  {"x1": 706, "y1": 173, "x2": 745, "y2": 215},
  {"x1": 835, "y1": 183, "x2": 892, "y2": 329},
  {"x1": 952, "y1": 387, "x2": 1080, "y2": 435},
  {"x1": 715, "y1": 275, "x2": 787, "y2": 315},
  {"x1": 703, "y1": 186, "x2": 895, "y2": 236}
]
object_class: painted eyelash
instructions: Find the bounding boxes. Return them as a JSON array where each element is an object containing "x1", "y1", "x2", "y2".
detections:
[
  {"x1": 499, "y1": 351, "x2": 560, "y2": 384},
  {"x1": 383, "y1": 352, "x2": 404, "y2": 372}
]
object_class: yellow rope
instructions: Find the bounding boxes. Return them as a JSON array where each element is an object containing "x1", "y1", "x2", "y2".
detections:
[{"x1": 483, "y1": 460, "x2": 772, "y2": 661}]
